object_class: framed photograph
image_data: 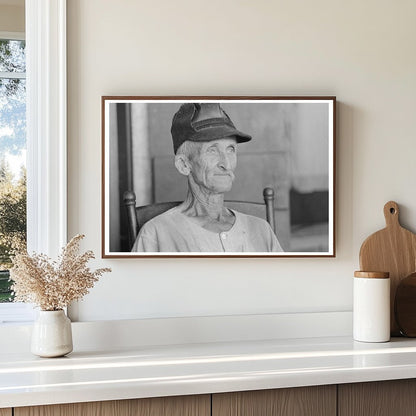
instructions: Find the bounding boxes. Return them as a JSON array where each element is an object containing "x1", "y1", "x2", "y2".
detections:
[{"x1": 102, "y1": 96, "x2": 336, "y2": 258}]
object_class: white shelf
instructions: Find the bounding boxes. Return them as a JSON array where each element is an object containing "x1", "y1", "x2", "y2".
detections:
[{"x1": 2, "y1": 335, "x2": 416, "y2": 408}]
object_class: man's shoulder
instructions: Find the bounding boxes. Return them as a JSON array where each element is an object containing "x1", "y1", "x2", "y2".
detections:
[
  {"x1": 141, "y1": 206, "x2": 182, "y2": 230},
  {"x1": 233, "y1": 210, "x2": 283, "y2": 252},
  {"x1": 234, "y1": 210, "x2": 272, "y2": 229},
  {"x1": 133, "y1": 207, "x2": 183, "y2": 251}
]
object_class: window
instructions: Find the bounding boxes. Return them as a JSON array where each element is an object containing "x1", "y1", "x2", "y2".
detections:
[
  {"x1": 0, "y1": 35, "x2": 26, "y2": 307},
  {"x1": 0, "y1": 0, "x2": 67, "y2": 324}
]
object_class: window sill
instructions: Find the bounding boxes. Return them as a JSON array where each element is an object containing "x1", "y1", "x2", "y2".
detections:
[{"x1": 0, "y1": 303, "x2": 35, "y2": 325}]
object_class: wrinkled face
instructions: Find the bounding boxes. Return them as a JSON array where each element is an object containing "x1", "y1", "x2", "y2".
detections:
[{"x1": 188, "y1": 137, "x2": 237, "y2": 194}]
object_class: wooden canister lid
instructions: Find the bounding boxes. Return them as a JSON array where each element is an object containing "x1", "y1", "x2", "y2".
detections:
[{"x1": 354, "y1": 271, "x2": 389, "y2": 278}]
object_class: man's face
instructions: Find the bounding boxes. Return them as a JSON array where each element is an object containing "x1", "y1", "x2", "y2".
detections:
[{"x1": 188, "y1": 137, "x2": 237, "y2": 194}]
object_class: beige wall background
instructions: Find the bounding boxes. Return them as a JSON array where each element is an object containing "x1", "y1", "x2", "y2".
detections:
[
  {"x1": 67, "y1": 0, "x2": 416, "y2": 321},
  {"x1": 0, "y1": 3, "x2": 24, "y2": 33}
]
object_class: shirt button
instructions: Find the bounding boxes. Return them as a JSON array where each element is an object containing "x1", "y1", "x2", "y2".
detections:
[{"x1": 220, "y1": 232, "x2": 227, "y2": 240}]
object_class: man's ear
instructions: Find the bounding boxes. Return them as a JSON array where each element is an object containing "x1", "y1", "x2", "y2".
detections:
[{"x1": 175, "y1": 154, "x2": 191, "y2": 176}]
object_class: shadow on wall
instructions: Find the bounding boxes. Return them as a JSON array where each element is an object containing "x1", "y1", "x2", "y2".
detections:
[{"x1": 109, "y1": 102, "x2": 329, "y2": 253}]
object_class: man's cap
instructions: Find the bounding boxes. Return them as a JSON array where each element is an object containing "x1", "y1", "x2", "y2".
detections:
[{"x1": 171, "y1": 103, "x2": 252, "y2": 154}]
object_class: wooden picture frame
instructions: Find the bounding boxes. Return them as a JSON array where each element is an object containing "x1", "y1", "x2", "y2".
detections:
[{"x1": 102, "y1": 96, "x2": 336, "y2": 258}]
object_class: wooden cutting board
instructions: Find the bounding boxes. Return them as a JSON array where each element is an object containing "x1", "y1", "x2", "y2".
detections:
[
  {"x1": 395, "y1": 272, "x2": 416, "y2": 337},
  {"x1": 359, "y1": 201, "x2": 416, "y2": 335}
]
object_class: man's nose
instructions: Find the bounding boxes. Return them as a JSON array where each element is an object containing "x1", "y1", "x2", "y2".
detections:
[{"x1": 218, "y1": 152, "x2": 231, "y2": 170}]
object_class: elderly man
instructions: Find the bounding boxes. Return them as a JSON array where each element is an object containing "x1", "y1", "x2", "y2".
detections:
[{"x1": 132, "y1": 103, "x2": 283, "y2": 252}]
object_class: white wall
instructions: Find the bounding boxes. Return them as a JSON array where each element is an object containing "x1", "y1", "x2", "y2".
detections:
[{"x1": 67, "y1": 0, "x2": 416, "y2": 322}]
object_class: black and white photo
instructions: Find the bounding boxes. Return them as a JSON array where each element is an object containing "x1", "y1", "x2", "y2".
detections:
[{"x1": 102, "y1": 97, "x2": 335, "y2": 257}]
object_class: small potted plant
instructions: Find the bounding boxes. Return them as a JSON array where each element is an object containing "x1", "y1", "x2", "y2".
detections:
[{"x1": 10, "y1": 234, "x2": 111, "y2": 357}]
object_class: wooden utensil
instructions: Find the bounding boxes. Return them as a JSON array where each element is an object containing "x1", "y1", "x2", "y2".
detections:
[
  {"x1": 395, "y1": 272, "x2": 416, "y2": 337},
  {"x1": 359, "y1": 201, "x2": 416, "y2": 335}
]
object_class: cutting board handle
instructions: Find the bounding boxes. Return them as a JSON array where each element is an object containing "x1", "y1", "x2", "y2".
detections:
[{"x1": 384, "y1": 201, "x2": 400, "y2": 228}]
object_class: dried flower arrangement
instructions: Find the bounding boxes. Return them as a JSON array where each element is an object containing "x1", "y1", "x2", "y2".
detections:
[{"x1": 10, "y1": 234, "x2": 111, "y2": 311}]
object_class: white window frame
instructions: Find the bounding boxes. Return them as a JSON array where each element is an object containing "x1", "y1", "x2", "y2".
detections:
[
  {"x1": 26, "y1": 0, "x2": 67, "y2": 256},
  {"x1": 0, "y1": 31, "x2": 24, "y2": 41},
  {"x1": 0, "y1": 0, "x2": 67, "y2": 323}
]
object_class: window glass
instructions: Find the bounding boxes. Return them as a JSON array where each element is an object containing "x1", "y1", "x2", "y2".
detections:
[
  {"x1": 0, "y1": 39, "x2": 26, "y2": 72},
  {"x1": 0, "y1": 38, "x2": 27, "y2": 303}
]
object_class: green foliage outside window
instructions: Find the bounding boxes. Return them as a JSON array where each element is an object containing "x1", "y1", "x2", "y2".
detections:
[
  {"x1": 0, "y1": 270, "x2": 12, "y2": 302},
  {"x1": 0, "y1": 162, "x2": 26, "y2": 302}
]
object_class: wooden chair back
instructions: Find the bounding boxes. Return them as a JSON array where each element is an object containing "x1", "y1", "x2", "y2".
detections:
[{"x1": 123, "y1": 188, "x2": 276, "y2": 248}]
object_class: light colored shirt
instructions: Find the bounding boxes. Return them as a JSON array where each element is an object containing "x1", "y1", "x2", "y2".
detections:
[{"x1": 131, "y1": 207, "x2": 283, "y2": 253}]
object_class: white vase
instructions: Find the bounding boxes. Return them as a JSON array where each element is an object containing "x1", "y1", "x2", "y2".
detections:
[{"x1": 31, "y1": 310, "x2": 73, "y2": 357}]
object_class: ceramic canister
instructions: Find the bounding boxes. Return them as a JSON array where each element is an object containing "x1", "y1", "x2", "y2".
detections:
[{"x1": 353, "y1": 271, "x2": 390, "y2": 343}]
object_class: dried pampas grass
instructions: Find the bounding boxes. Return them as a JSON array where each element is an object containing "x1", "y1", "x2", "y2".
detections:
[{"x1": 10, "y1": 234, "x2": 111, "y2": 311}]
